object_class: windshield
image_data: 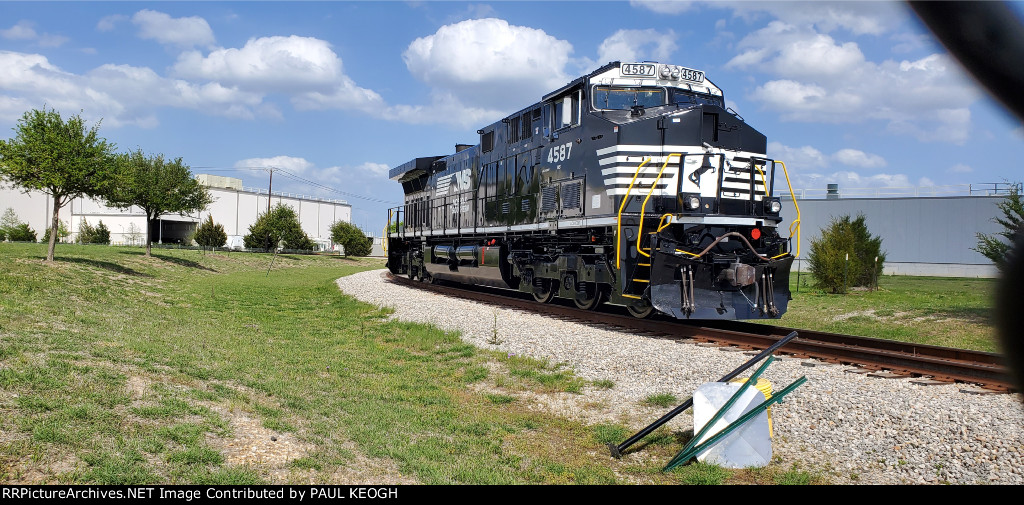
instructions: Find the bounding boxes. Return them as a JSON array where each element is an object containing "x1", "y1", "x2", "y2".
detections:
[
  {"x1": 669, "y1": 88, "x2": 725, "y2": 108},
  {"x1": 593, "y1": 86, "x2": 666, "y2": 110}
]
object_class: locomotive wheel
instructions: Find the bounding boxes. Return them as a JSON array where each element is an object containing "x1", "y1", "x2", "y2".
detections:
[
  {"x1": 573, "y1": 283, "x2": 604, "y2": 310},
  {"x1": 626, "y1": 300, "x2": 655, "y2": 319},
  {"x1": 532, "y1": 278, "x2": 555, "y2": 303}
]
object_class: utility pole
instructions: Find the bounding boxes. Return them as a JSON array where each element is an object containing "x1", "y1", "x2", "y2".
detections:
[{"x1": 265, "y1": 166, "x2": 279, "y2": 214}]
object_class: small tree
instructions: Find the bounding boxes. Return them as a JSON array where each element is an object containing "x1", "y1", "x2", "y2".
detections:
[
  {"x1": 43, "y1": 219, "x2": 71, "y2": 243},
  {"x1": 0, "y1": 108, "x2": 116, "y2": 261},
  {"x1": 807, "y1": 214, "x2": 886, "y2": 294},
  {"x1": 0, "y1": 208, "x2": 20, "y2": 237},
  {"x1": 94, "y1": 220, "x2": 110, "y2": 244},
  {"x1": 194, "y1": 214, "x2": 227, "y2": 251},
  {"x1": 106, "y1": 149, "x2": 211, "y2": 256},
  {"x1": 77, "y1": 218, "x2": 97, "y2": 244},
  {"x1": 243, "y1": 204, "x2": 314, "y2": 252},
  {"x1": 974, "y1": 184, "x2": 1024, "y2": 271},
  {"x1": 125, "y1": 222, "x2": 143, "y2": 246},
  {"x1": 330, "y1": 220, "x2": 372, "y2": 257}
]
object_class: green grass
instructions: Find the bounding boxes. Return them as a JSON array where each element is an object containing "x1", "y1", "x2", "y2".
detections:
[
  {"x1": 643, "y1": 393, "x2": 679, "y2": 408},
  {"x1": 0, "y1": 243, "x2": 696, "y2": 485},
  {"x1": 780, "y1": 272, "x2": 997, "y2": 352},
  {"x1": 2, "y1": 242, "x2": 993, "y2": 485}
]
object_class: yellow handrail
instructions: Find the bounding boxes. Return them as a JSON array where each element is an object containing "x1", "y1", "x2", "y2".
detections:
[
  {"x1": 778, "y1": 160, "x2": 801, "y2": 258},
  {"x1": 656, "y1": 213, "x2": 673, "y2": 233},
  {"x1": 637, "y1": 153, "x2": 683, "y2": 258},
  {"x1": 755, "y1": 164, "x2": 768, "y2": 194},
  {"x1": 615, "y1": 157, "x2": 653, "y2": 269}
]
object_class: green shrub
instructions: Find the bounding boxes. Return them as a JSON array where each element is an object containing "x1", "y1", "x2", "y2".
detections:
[
  {"x1": 0, "y1": 208, "x2": 36, "y2": 242},
  {"x1": 94, "y1": 221, "x2": 110, "y2": 244},
  {"x1": 807, "y1": 214, "x2": 885, "y2": 293},
  {"x1": 243, "y1": 204, "x2": 314, "y2": 252},
  {"x1": 194, "y1": 215, "x2": 227, "y2": 250},
  {"x1": 7, "y1": 222, "x2": 36, "y2": 242},
  {"x1": 330, "y1": 221, "x2": 372, "y2": 257},
  {"x1": 76, "y1": 219, "x2": 110, "y2": 244}
]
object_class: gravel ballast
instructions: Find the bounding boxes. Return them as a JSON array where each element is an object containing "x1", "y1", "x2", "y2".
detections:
[{"x1": 337, "y1": 270, "x2": 1024, "y2": 484}]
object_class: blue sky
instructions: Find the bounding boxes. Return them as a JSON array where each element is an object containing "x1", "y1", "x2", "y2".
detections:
[{"x1": 2, "y1": 1, "x2": 1023, "y2": 234}]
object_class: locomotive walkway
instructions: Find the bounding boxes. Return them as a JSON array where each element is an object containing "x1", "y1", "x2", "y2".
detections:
[{"x1": 386, "y1": 273, "x2": 1012, "y2": 392}]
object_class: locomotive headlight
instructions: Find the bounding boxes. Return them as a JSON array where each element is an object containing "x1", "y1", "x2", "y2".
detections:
[
  {"x1": 660, "y1": 66, "x2": 671, "y2": 78},
  {"x1": 671, "y1": 69, "x2": 681, "y2": 79},
  {"x1": 684, "y1": 195, "x2": 701, "y2": 210},
  {"x1": 768, "y1": 198, "x2": 782, "y2": 214}
]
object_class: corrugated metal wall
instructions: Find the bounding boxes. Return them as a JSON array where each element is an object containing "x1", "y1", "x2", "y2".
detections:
[{"x1": 778, "y1": 195, "x2": 1005, "y2": 277}]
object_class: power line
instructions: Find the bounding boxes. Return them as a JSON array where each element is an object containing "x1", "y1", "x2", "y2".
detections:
[{"x1": 273, "y1": 168, "x2": 400, "y2": 205}]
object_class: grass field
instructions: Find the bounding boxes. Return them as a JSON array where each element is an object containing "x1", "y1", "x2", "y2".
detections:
[
  {"x1": 0, "y1": 243, "x2": 829, "y2": 485},
  {"x1": 0, "y1": 242, "x2": 997, "y2": 484},
  {"x1": 780, "y1": 272, "x2": 997, "y2": 352}
]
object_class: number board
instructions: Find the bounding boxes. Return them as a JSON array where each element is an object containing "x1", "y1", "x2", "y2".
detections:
[
  {"x1": 679, "y1": 67, "x2": 705, "y2": 83},
  {"x1": 620, "y1": 63, "x2": 656, "y2": 77}
]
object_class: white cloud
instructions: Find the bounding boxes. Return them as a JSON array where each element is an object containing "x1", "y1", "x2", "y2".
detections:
[
  {"x1": 597, "y1": 29, "x2": 678, "y2": 64},
  {"x1": 767, "y1": 142, "x2": 827, "y2": 170},
  {"x1": 356, "y1": 162, "x2": 391, "y2": 177},
  {"x1": 630, "y1": 0, "x2": 695, "y2": 15},
  {"x1": 402, "y1": 18, "x2": 574, "y2": 110},
  {"x1": 727, "y1": 2, "x2": 902, "y2": 36},
  {"x1": 768, "y1": 142, "x2": 886, "y2": 170},
  {"x1": 789, "y1": 170, "x2": 913, "y2": 191},
  {"x1": 132, "y1": 10, "x2": 215, "y2": 48},
  {"x1": 890, "y1": 32, "x2": 935, "y2": 54},
  {"x1": 97, "y1": 15, "x2": 127, "y2": 32},
  {"x1": 947, "y1": 163, "x2": 973, "y2": 174},
  {"x1": 833, "y1": 149, "x2": 886, "y2": 169},
  {"x1": 0, "y1": 50, "x2": 268, "y2": 127},
  {"x1": 234, "y1": 158, "x2": 392, "y2": 191},
  {"x1": 378, "y1": 91, "x2": 502, "y2": 129},
  {"x1": 235, "y1": 156, "x2": 313, "y2": 173},
  {"x1": 174, "y1": 36, "x2": 352, "y2": 94},
  {"x1": 1, "y1": 20, "x2": 68, "y2": 47},
  {"x1": 2, "y1": 18, "x2": 575, "y2": 130},
  {"x1": 729, "y1": 23, "x2": 978, "y2": 144},
  {"x1": 1, "y1": 21, "x2": 37, "y2": 40}
]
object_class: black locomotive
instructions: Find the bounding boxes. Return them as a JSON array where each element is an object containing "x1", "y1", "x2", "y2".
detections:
[{"x1": 386, "y1": 61, "x2": 801, "y2": 320}]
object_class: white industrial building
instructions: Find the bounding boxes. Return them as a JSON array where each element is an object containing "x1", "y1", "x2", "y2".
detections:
[{"x1": 0, "y1": 174, "x2": 352, "y2": 249}]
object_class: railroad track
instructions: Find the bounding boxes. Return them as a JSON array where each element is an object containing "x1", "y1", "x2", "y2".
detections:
[{"x1": 385, "y1": 273, "x2": 1013, "y2": 392}]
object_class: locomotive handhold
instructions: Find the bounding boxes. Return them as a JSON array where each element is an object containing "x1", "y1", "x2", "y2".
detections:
[{"x1": 386, "y1": 61, "x2": 800, "y2": 320}]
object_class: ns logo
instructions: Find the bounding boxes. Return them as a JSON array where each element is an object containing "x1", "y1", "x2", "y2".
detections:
[{"x1": 436, "y1": 169, "x2": 472, "y2": 196}]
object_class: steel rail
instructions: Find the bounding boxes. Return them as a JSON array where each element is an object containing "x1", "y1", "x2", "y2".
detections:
[{"x1": 383, "y1": 273, "x2": 1013, "y2": 391}]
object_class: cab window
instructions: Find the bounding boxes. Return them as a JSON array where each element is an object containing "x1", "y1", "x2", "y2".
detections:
[
  {"x1": 552, "y1": 90, "x2": 581, "y2": 130},
  {"x1": 592, "y1": 86, "x2": 666, "y2": 110}
]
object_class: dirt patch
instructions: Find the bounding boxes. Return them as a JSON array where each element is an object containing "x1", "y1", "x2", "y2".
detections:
[
  {"x1": 205, "y1": 405, "x2": 313, "y2": 474},
  {"x1": 831, "y1": 310, "x2": 879, "y2": 322}
]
